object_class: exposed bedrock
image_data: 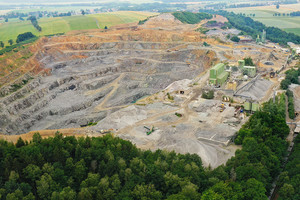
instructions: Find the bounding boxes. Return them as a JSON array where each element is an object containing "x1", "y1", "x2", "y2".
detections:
[{"x1": 0, "y1": 41, "x2": 216, "y2": 135}]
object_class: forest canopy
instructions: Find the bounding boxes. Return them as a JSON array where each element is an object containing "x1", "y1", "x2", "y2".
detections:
[
  {"x1": 16, "y1": 32, "x2": 36, "y2": 43},
  {"x1": 0, "y1": 93, "x2": 293, "y2": 199},
  {"x1": 172, "y1": 12, "x2": 212, "y2": 24}
]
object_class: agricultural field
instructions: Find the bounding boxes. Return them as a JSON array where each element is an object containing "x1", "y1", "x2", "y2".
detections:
[
  {"x1": 284, "y1": 28, "x2": 300, "y2": 36},
  {"x1": 226, "y1": 3, "x2": 300, "y2": 36},
  {"x1": 0, "y1": 10, "x2": 11, "y2": 15},
  {"x1": 0, "y1": 11, "x2": 155, "y2": 45},
  {"x1": 0, "y1": 0, "x2": 154, "y2": 4},
  {"x1": 2, "y1": 6, "x2": 97, "y2": 14}
]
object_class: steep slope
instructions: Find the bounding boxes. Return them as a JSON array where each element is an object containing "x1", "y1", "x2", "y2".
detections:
[{"x1": 0, "y1": 27, "x2": 217, "y2": 135}]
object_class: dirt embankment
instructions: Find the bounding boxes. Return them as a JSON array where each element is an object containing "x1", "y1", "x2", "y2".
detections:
[
  {"x1": 0, "y1": 37, "x2": 50, "y2": 89},
  {"x1": 0, "y1": 128, "x2": 101, "y2": 144}
]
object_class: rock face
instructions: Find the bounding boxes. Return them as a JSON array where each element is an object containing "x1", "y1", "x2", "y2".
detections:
[{"x1": 0, "y1": 31, "x2": 216, "y2": 135}]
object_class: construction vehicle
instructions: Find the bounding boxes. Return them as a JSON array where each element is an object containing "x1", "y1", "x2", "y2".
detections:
[
  {"x1": 222, "y1": 96, "x2": 230, "y2": 102},
  {"x1": 220, "y1": 103, "x2": 225, "y2": 112},
  {"x1": 100, "y1": 129, "x2": 114, "y2": 134},
  {"x1": 144, "y1": 126, "x2": 155, "y2": 135},
  {"x1": 270, "y1": 71, "x2": 275, "y2": 78}
]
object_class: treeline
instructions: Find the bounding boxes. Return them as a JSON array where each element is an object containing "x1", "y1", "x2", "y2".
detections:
[
  {"x1": 202, "y1": 1, "x2": 299, "y2": 10},
  {"x1": 0, "y1": 133, "x2": 208, "y2": 199},
  {"x1": 1, "y1": 10, "x2": 75, "y2": 20},
  {"x1": 290, "y1": 11, "x2": 300, "y2": 16},
  {"x1": 138, "y1": 16, "x2": 155, "y2": 25},
  {"x1": 0, "y1": 94, "x2": 291, "y2": 199},
  {"x1": 277, "y1": 135, "x2": 300, "y2": 200},
  {"x1": 280, "y1": 68, "x2": 300, "y2": 89},
  {"x1": 227, "y1": 3, "x2": 266, "y2": 8},
  {"x1": 270, "y1": 10, "x2": 300, "y2": 17},
  {"x1": 0, "y1": 12, "x2": 28, "y2": 19},
  {"x1": 53, "y1": 12, "x2": 72, "y2": 17},
  {"x1": 232, "y1": 94, "x2": 289, "y2": 193},
  {"x1": 27, "y1": 16, "x2": 42, "y2": 32},
  {"x1": 204, "y1": 2, "x2": 266, "y2": 10},
  {"x1": 200, "y1": 10, "x2": 300, "y2": 45},
  {"x1": 279, "y1": 66, "x2": 299, "y2": 119},
  {"x1": 280, "y1": 0, "x2": 298, "y2": 4},
  {"x1": 0, "y1": 37, "x2": 38, "y2": 56},
  {"x1": 16, "y1": 32, "x2": 36, "y2": 43},
  {"x1": 204, "y1": 3, "x2": 227, "y2": 10},
  {"x1": 172, "y1": 12, "x2": 212, "y2": 24},
  {"x1": 286, "y1": 90, "x2": 295, "y2": 119},
  {"x1": 118, "y1": 3, "x2": 187, "y2": 12},
  {"x1": 46, "y1": 11, "x2": 75, "y2": 18},
  {"x1": 239, "y1": 13, "x2": 256, "y2": 17}
]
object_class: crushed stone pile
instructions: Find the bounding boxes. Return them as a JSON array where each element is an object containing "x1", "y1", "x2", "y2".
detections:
[{"x1": 235, "y1": 78, "x2": 272, "y2": 101}]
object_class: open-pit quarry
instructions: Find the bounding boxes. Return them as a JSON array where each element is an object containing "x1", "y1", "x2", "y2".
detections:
[{"x1": 0, "y1": 13, "x2": 290, "y2": 168}]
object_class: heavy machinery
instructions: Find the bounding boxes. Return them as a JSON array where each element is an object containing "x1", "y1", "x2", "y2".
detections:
[
  {"x1": 222, "y1": 96, "x2": 230, "y2": 102},
  {"x1": 220, "y1": 103, "x2": 225, "y2": 112},
  {"x1": 144, "y1": 126, "x2": 155, "y2": 135}
]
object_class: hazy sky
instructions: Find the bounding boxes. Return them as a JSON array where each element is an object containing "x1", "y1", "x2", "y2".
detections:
[{"x1": 0, "y1": 0, "x2": 156, "y2": 3}]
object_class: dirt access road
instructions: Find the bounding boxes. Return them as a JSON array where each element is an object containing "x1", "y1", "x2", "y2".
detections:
[{"x1": 116, "y1": 71, "x2": 209, "y2": 135}]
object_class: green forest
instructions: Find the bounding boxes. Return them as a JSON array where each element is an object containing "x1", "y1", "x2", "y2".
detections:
[
  {"x1": 279, "y1": 67, "x2": 300, "y2": 119},
  {"x1": 277, "y1": 135, "x2": 300, "y2": 200},
  {"x1": 286, "y1": 89, "x2": 295, "y2": 119},
  {"x1": 16, "y1": 32, "x2": 36, "y2": 43},
  {"x1": 280, "y1": 67, "x2": 300, "y2": 90},
  {"x1": 172, "y1": 12, "x2": 212, "y2": 24},
  {"x1": 0, "y1": 93, "x2": 295, "y2": 199}
]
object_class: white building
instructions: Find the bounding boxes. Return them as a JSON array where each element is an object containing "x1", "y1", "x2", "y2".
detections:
[{"x1": 296, "y1": 47, "x2": 300, "y2": 55}]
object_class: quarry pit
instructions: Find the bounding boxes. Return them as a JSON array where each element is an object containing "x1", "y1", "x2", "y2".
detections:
[{"x1": 0, "y1": 13, "x2": 290, "y2": 167}]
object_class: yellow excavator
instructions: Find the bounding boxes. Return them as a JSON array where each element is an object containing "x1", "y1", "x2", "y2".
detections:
[{"x1": 220, "y1": 103, "x2": 225, "y2": 112}]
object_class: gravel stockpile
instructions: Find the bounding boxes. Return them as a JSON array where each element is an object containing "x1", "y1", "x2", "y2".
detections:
[{"x1": 235, "y1": 78, "x2": 272, "y2": 101}]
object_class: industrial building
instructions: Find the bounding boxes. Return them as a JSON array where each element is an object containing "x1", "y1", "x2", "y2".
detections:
[
  {"x1": 296, "y1": 47, "x2": 300, "y2": 55},
  {"x1": 238, "y1": 60, "x2": 256, "y2": 77},
  {"x1": 243, "y1": 66, "x2": 256, "y2": 77},
  {"x1": 256, "y1": 30, "x2": 267, "y2": 44},
  {"x1": 244, "y1": 101, "x2": 260, "y2": 112},
  {"x1": 209, "y1": 63, "x2": 229, "y2": 86},
  {"x1": 262, "y1": 30, "x2": 266, "y2": 43},
  {"x1": 238, "y1": 35, "x2": 253, "y2": 43},
  {"x1": 238, "y1": 60, "x2": 245, "y2": 69}
]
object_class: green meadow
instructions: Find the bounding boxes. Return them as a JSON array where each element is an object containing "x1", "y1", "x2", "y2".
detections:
[
  {"x1": 0, "y1": 11, "x2": 155, "y2": 46},
  {"x1": 226, "y1": 4, "x2": 300, "y2": 36}
]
